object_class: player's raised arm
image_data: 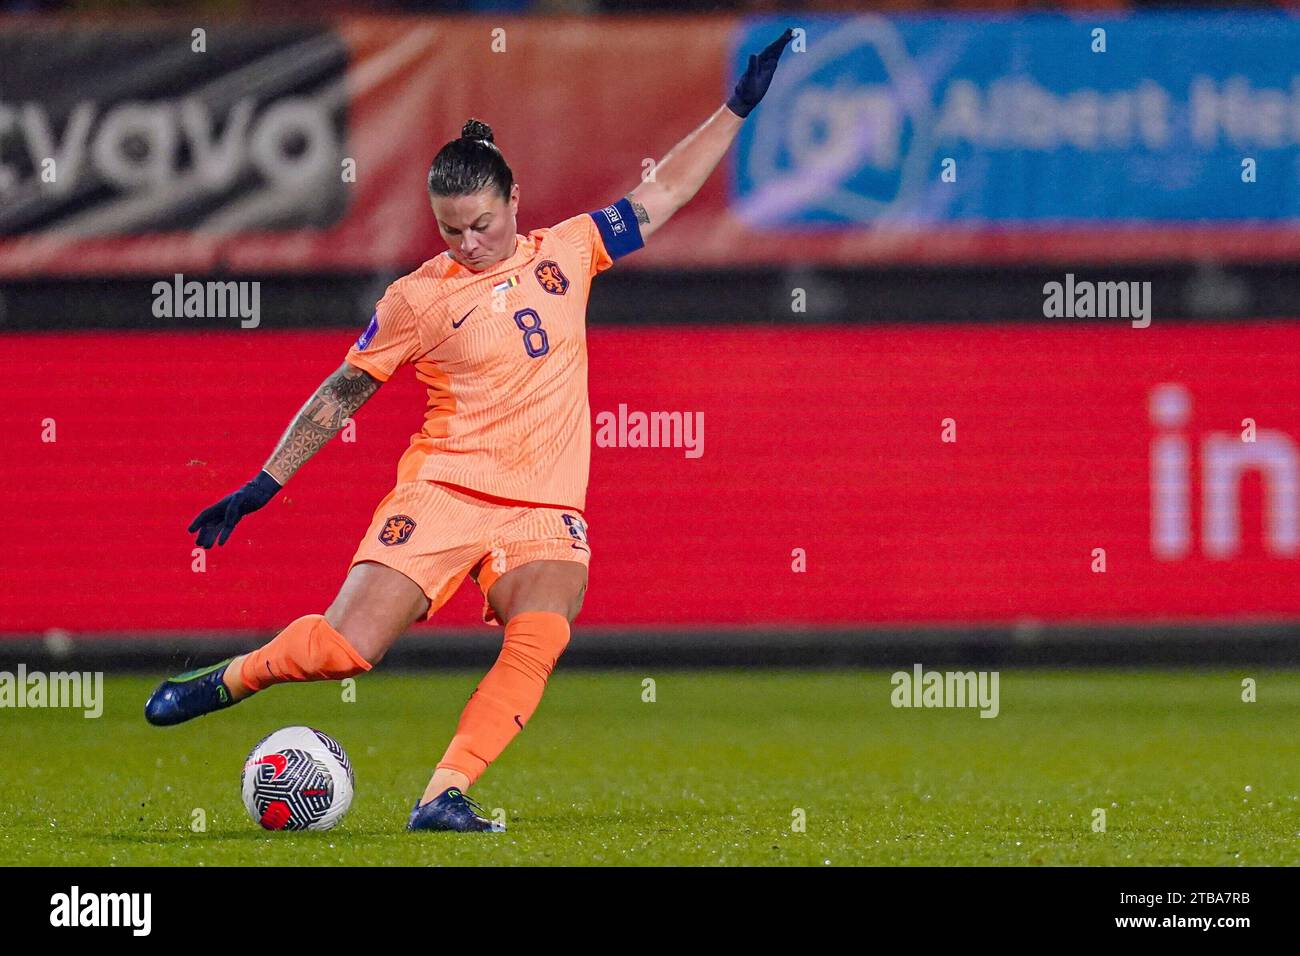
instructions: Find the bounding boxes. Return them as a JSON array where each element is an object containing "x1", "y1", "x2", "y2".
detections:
[
  {"x1": 625, "y1": 27, "x2": 793, "y2": 242},
  {"x1": 188, "y1": 362, "x2": 382, "y2": 549}
]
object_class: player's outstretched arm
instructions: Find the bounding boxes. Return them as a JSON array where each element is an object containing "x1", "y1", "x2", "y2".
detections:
[
  {"x1": 625, "y1": 27, "x2": 793, "y2": 242},
  {"x1": 188, "y1": 362, "x2": 381, "y2": 548},
  {"x1": 263, "y1": 361, "x2": 381, "y2": 484}
]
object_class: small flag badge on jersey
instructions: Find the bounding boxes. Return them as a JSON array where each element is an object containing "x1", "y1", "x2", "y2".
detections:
[{"x1": 491, "y1": 275, "x2": 519, "y2": 294}]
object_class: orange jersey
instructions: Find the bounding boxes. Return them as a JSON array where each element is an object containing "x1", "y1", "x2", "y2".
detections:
[{"x1": 345, "y1": 202, "x2": 643, "y2": 512}]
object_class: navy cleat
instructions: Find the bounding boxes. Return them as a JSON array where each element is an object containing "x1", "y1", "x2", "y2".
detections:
[
  {"x1": 144, "y1": 658, "x2": 240, "y2": 726},
  {"x1": 407, "y1": 788, "x2": 506, "y2": 833}
]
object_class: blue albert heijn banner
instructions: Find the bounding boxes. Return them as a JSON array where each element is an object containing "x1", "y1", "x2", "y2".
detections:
[{"x1": 730, "y1": 13, "x2": 1300, "y2": 231}]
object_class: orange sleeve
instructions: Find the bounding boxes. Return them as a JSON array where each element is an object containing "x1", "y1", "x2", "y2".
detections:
[
  {"x1": 550, "y1": 213, "x2": 615, "y2": 280},
  {"x1": 345, "y1": 284, "x2": 422, "y2": 382}
]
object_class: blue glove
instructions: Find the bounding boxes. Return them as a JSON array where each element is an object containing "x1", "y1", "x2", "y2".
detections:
[
  {"x1": 726, "y1": 28, "x2": 795, "y2": 118},
  {"x1": 189, "y1": 470, "x2": 282, "y2": 548}
]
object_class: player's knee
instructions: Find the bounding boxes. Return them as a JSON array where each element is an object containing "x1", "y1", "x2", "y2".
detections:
[
  {"x1": 323, "y1": 562, "x2": 428, "y2": 667},
  {"x1": 354, "y1": 637, "x2": 390, "y2": 667},
  {"x1": 323, "y1": 609, "x2": 395, "y2": 667},
  {"x1": 342, "y1": 624, "x2": 393, "y2": 666},
  {"x1": 551, "y1": 615, "x2": 573, "y2": 657},
  {"x1": 566, "y1": 582, "x2": 587, "y2": 624}
]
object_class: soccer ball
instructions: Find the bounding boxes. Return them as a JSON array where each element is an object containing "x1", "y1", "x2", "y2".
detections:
[{"x1": 241, "y1": 726, "x2": 354, "y2": 831}]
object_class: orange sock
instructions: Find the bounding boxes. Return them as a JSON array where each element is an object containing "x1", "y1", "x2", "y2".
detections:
[
  {"x1": 436, "y1": 611, "x2": 571, "y2": 786},
  {"x1": 239, "y1": 614, "x2": 372, "y2": 693}
]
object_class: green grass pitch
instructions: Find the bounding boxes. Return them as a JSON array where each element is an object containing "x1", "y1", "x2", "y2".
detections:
[{"x1": 1, "y1": 669, "x2": 1297, "y2": 866}]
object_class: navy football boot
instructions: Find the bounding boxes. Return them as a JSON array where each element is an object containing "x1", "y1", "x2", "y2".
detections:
[
  {"x1": 407, "y1": 788, "x2": 506, "y2": 833},
  {"x1": 144, "y1": 658, "x2": 241, "y2": 726}
]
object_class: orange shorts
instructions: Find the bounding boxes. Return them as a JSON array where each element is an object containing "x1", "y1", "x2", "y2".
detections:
[{"x1": 349, "y1": 480, "x2": 590, "y2": 625}]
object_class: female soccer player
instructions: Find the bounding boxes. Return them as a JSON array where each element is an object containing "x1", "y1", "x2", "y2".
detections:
[{"x1": 146, "y1": 28, "x2": 793, "y2": 832}]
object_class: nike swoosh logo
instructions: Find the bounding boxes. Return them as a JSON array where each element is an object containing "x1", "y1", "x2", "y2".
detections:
[
  {"x1": 452, "y1": 306, "x2": 477, "y2": 329},
  {"x1": 571, "y1": 543, "x2": 590, "y2": 553},
  {"x1": 514, "y1": 714, "x2": 524, "y2": 729}
]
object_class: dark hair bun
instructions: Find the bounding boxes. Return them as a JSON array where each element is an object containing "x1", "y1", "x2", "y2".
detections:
[{"x1": 461, "y1": 118, "x2": 494, "y2": 143}]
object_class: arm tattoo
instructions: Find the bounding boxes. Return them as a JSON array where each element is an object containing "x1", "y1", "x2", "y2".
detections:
[
  {"x1": 264, "y1": 363, "x2": 381, "y2": 484},
  {"x1": 627, "y1": 198, "x2": 650, "y2": 226}
]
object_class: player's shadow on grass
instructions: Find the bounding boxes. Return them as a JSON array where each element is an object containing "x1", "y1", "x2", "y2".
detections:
[
  {"x1": 94, "y1": 827, "x2": 400, "y2": 845},
  {"x1": 512, "y1": 811, "x2": 676, "y2": 829}
]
